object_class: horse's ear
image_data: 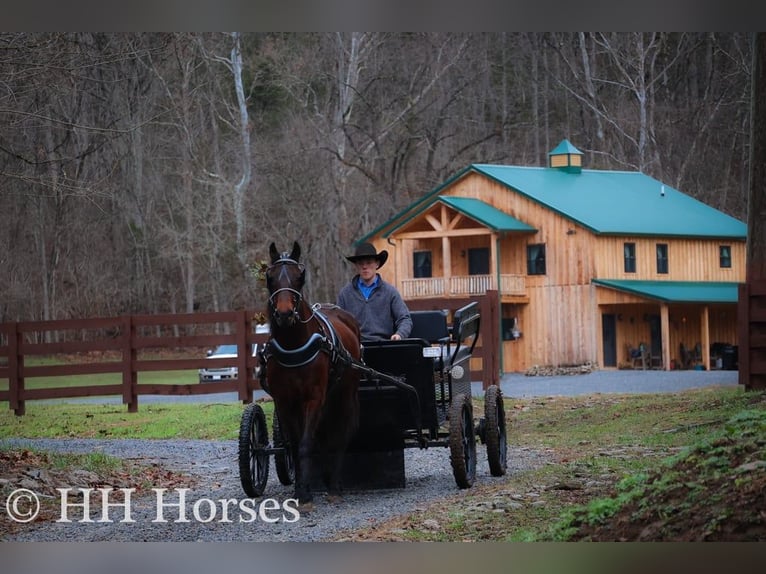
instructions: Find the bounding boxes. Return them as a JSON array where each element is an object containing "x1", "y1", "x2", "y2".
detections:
[
  {"x1": 269, "y1": 242, "x2": 279, "y2": 263},
  {"x1": 290, "y1": 241, "x2": 301, "y2": 262}
]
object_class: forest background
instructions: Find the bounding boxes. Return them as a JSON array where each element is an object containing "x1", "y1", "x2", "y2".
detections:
[{"x1": 0, "y1": 32, "x2": 754, "y2": 324}]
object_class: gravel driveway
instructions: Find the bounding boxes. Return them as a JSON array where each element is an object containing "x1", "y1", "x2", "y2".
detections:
[
  {"x1": 2, "y1": 437, "x2": 549, "y2": 541},
  {"x1": 498, "y1": 369, "x2": 740, "y2": 397},
  {"x1": 4, "y1": 369, "x2": 739, "y2": 541}
]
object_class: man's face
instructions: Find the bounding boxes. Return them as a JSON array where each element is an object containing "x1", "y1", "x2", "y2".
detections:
[{"x1": 355, "y1": 257, "x2": 378, "y2": 283}]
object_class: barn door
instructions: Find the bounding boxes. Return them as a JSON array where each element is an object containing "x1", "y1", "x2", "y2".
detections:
[{"x1": 601, "y1": 313, "x2": 617, "y2": 367}]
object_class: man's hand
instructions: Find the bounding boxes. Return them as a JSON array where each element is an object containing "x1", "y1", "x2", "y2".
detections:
[{"x1": 390, "y1": 333, "x2": 401, "y2": 341}]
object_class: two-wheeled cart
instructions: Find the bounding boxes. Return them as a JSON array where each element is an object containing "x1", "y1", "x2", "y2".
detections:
[{"x1": 239, "y1": 301, "x2": 507, "y2": 496}]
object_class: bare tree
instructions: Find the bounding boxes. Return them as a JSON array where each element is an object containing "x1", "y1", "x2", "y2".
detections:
[{"x1": 0, "y1": 33, "x2": 755, "y2": 321}]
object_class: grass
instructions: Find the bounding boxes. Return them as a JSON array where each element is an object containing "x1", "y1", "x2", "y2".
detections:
[
  {"x1": 0, "y1": 401, "x2": 273, "y2": 439},
  {"x1": 548, "y1": 407, "x2": 766, "y2": 541},
  {"x1": 0, "y1": 446, "x2": 127, "y2": 479},
  {"x1": 0, "y1": 370, "x2": 199, "y2": 391},
  {"x1": 0, "y1": 353, "x2": 207, "y2": 391}
]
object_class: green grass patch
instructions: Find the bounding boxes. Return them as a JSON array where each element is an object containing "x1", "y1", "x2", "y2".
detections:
[
  {"x1": 0, "y1": 353, "x2": 206, "y2": 391},
  {"x1": 0, "y1": 369, "x2": 198, "y2": 391},
  {"x1": 0, "y1": 444, "x2": 128, "y2": 474},
  {"x1": 0, "y1": 401, "x2": 274, "y2": 439}
]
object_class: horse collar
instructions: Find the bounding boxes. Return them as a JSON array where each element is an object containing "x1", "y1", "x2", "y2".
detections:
[
  {"x1": 268, "y1": 333, "x2": 327, "y2": 368},
  {"x1": 264, "y1": 310, "x2": 342, "y2": 369}
]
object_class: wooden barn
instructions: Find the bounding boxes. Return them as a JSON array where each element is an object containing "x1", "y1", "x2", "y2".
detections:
[{"x1": 356, "y1": 139, "x2": 747, "y2": 374}]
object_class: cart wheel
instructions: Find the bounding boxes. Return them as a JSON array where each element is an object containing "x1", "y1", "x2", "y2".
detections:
[
  {"x1": 272, "y1": 410, "x2": 295, "y2": 486},
  {"x1": 484, "y1": 385, "x2": 507, "y2": 476},
  {"x1": 449, "y1": 393, "x2": 476, "y2": 488},
  {"x1": 238, "y1": 403, "x2": 270, "y2": 497}
]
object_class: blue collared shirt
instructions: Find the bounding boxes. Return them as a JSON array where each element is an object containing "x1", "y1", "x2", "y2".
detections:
[{"x1": 356, "y1": 275, "x2": 380, "y2": 300}]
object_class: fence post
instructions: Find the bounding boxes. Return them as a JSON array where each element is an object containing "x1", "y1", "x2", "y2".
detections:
[
  {"x1": 479, "y1": 292, "x2": 500, "y2": 390},
  {"x1": 122, "y1": 315, "x2": 138, "y2": 412},
  {"x1": 9, "y1": 322, "x2": 24, "y2": 416},
  {"x1": 236, "y1": 310, "x2": 251, "y2": 404}
]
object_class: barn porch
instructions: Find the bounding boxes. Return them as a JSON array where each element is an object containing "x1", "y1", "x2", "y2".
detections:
[{"x1": 594, "y1": 279, "x2": 741, "y2": 372}]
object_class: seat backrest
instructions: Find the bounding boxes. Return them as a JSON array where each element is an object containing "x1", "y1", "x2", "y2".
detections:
[
  {"x1": 409, "y1": 310, "x2": 449, "y2": 343},
  {"x1": 452, "y1": 301, "x2": 480, "y2": 345}
]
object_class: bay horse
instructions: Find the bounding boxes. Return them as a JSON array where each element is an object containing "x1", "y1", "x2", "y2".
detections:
[{"x1": 262, "y1": 241, "x2": 362, "y2": 504}]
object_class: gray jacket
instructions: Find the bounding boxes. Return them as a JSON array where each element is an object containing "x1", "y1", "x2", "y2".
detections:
[{"x1": 337, "y1": 275, "x2": 412, "y2": 341}]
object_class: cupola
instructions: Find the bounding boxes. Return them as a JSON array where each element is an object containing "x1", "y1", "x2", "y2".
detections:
[{"x1": 548, "y1": 139, "x2": 583, "y2": 174}]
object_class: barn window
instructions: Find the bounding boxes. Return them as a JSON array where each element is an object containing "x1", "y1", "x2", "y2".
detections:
[
  {"x1": 624, "y1": 243, "x2": 636, "y2": 273},
  {"x1": 526, "y1": 244, "x2": 546, "y2": 275},
  {"x1": 413, "y1": 250, "x2": 432, "y2": 278},
  {"x1": 656, "y1": 243, "x2": 668, "y2": 274},
  {"x1": 468, "y1": 247, "x2": 489, "y2": 275},
  {"x1": 719, "y1": 245, "x2": 731, "y2": 268}
]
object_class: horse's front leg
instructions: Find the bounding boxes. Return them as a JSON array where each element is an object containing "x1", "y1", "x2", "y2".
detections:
[{"x1": 294, "y1": 403, "x2": 322, "y2": 505}]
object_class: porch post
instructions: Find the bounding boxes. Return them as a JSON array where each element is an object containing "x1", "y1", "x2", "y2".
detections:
[
  {"x1": 442, "y1": 235, "x2": 451, "y2": 297},
  {"x1": 493, "y1": 233, "x2": 502, "y2": 372},
  {"x1": 660, "y1": 304, "x2": 671, "y2": 370},
  {"x1": 701, "y1": 306, "x2": 711, "y2": 370}
]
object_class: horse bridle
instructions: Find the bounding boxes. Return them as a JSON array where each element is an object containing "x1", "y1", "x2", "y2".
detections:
[{"x1": 267, "y1": 256, "x2": 306, "y2": 322}]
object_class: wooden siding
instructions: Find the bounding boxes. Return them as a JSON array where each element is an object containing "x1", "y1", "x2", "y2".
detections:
[
  {"x1": 595, "y1": 236, "x2": 746, "y2": 281},
  {"x1": 370, "y1": 171, "x2": 745, "y2": 373}
]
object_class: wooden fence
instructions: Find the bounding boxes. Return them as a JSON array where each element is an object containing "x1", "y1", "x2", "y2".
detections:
[
  {"x1": 0, "y1": 311, "x2": 268, "y2": 415},
  {"x1": 1, "y1": 298, "x2": 499, "y2": 416},
  {"x1": 738, "y1": 280, "x2": 766, "y2": 390}
]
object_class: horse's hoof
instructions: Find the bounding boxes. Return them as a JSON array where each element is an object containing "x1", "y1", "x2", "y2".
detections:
[{"x1": 298, "y1": 501, "x2": 315, "y2": 513}]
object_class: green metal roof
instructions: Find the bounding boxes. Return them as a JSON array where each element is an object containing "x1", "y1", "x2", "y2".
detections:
[
  {"x1": 358, "y1": 158, "x2": 747, "y2": 245},
  {"x1": 472, "y1": 164, "x2": 747, "y2": 239},
  {"x1": 592, "y1": 279, "x2": 741, "y2": 303},
  {"x1": 436, "y1": 196, "x2": 536, "y2": 232}
]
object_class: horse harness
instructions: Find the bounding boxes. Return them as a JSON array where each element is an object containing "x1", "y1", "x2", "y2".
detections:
[{"x1": 259, "y1": 305, "x2": 356, "y2": 393}]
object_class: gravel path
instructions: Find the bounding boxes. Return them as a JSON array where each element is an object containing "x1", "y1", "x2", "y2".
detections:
[
  {"x1": 499, "y1": 369, "x2": 739, "y2": 398},
  {"x1": 4, "y1": 370, "x2": 738, "y2": 541},
  {"x1": 2, "y1": 437, "x2": 549, "y2": 541}
]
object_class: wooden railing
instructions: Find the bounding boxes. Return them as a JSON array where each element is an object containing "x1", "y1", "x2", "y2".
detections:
[
  {"x1": 401, "y1": 274, "x2": 525, "y2": 299},
  {"x1": 0, "y1": 311, "x2": 268, "y2": 415}
]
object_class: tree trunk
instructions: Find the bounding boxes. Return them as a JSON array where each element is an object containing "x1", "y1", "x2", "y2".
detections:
[
  {"x1": 748, "y1": 32, "x2": 766, "y2": 281},
  {"x1": 231, "y1": 31, "x2": 252, "y2": 276}
]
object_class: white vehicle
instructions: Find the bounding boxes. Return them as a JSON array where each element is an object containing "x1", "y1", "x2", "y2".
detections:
[
  {"x1": 199, "y1": 344, "x2": 247, "y2": 383},
  {"x1": 198, "y1": 324, "x2": 269, "y2": 383}
]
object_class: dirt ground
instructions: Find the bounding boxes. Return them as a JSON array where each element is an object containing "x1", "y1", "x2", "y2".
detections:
[
  {"x1": 0, "y1": 449, "x2": 192, "y2": 540},
  {"x1": 568, "y1": 436, "x2": 766, "y2": 541}
]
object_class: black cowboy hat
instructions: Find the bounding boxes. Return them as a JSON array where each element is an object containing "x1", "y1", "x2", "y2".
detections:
[{"x1": 345, "y1": 242, "x2": 388, "y2": 268}]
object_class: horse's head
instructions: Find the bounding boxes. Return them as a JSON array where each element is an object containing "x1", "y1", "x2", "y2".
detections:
[{"x1": 266, "y1": 241, "x2": 306, "y2": 327}]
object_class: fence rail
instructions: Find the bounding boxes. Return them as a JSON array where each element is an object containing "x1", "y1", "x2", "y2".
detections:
[
  {"x1": 1, "y1": 297, "x2": 500, "y2": 415},
  {"x1": 0, "y1": 310, "x2": 268, "y2": 415}
]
